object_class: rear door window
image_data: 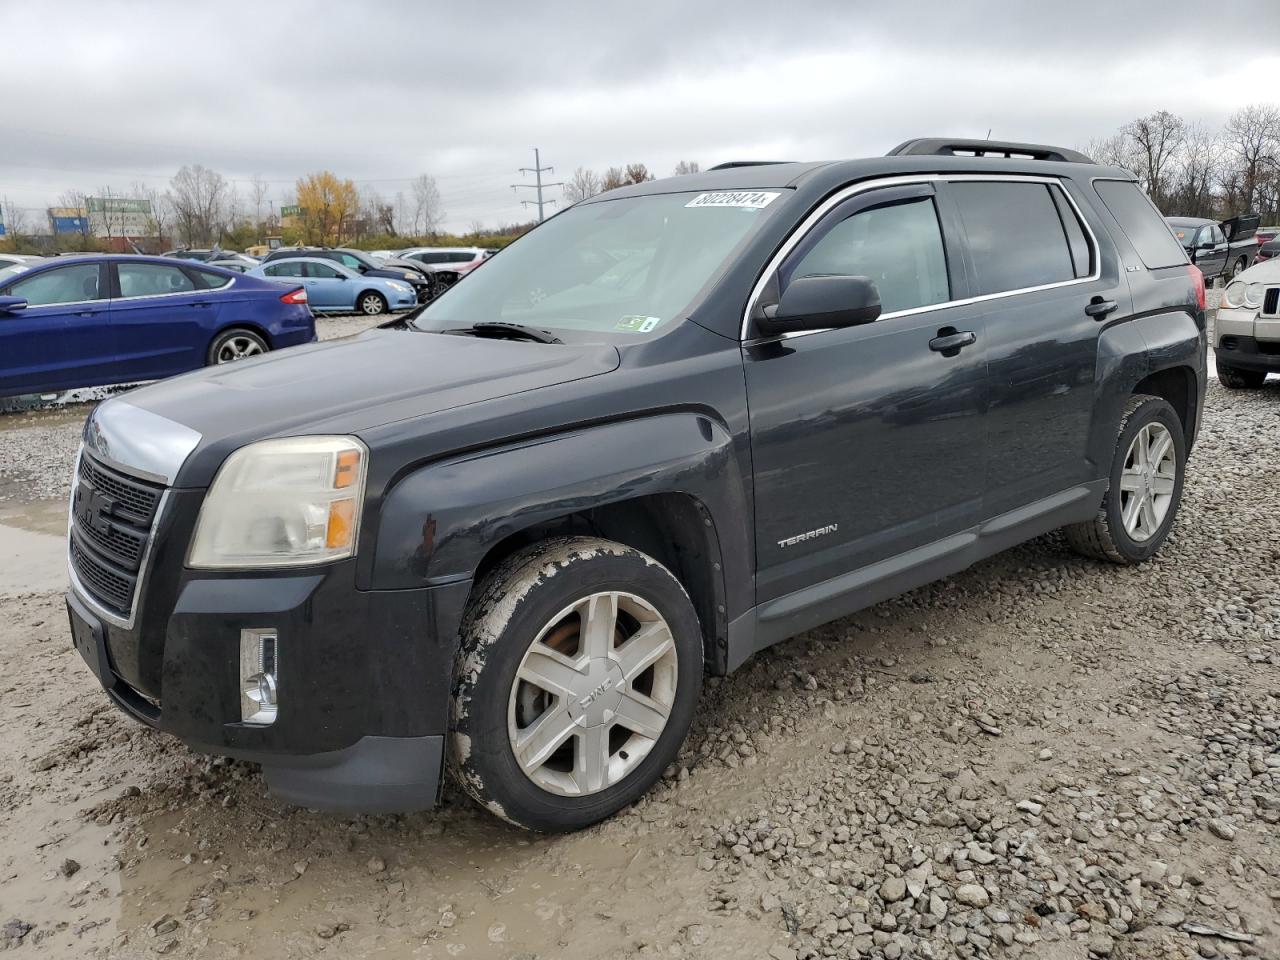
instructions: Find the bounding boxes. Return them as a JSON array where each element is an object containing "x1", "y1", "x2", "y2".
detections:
[
  {"x1": 117, "y1": 262, "x2": 196, "y2": 298},
  {"x1": 948, "y1": 181, "x2": 1077, "y2": 295},
  {"x1": 265, "y1": 262, "x2": 305, "y2": 278},
  {"x1": 1093, "y1": 180, "x2": 1187, "y2": 269},
  {"x1": 193, "y1": 268, "x2": 234, "y2": 289}
]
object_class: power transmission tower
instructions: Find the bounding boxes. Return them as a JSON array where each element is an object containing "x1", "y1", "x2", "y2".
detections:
[{"x1": 511, "y1": 148, "x2": 563, "y2": 223}]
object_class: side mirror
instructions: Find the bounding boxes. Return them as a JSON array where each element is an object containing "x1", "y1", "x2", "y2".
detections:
[
  {"x1": 755, "y1": 275, "x2": 881, "y2": 337},
  {"x1": 0, "y1": 296, "x2": 28, "y2": 313}
]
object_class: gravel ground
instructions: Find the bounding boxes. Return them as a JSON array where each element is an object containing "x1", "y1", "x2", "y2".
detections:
[{"x1": 2, "y1": 307, "x2": 1278, "y2": 959}]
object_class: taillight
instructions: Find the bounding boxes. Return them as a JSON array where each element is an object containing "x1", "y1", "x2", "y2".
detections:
[
  {"x1": 281, "y1": 288, "x2": 308, "y2": 304},
  {"x1": 1188, "y1": 265, "x2": 1205, "y2": 311}
]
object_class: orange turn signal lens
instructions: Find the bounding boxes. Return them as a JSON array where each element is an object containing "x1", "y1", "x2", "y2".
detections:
[
  {"x1": 334, "y1": 450, "x2": 361, "y2": 489},
  {"x1": 325, "y1": 499, "x2": 356, "y2": 549}
]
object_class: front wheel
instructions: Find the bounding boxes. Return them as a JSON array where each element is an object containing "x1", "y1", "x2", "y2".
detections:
[
  {"x1": 450, "y1": 538, "x2": 703, "y2": 832},
  {"x1": 207, "y1": 327, "x2": 268, "y2": 365},
  {"x1": 1065, "y1": 394, "x2": 1185, "y2": 565},
  {"x1": 1218, "y1": 363, "x2": 1267, "y2": 389},
  {"x1": 357, "y1": 291, "x2": 388, "y2": 315}
]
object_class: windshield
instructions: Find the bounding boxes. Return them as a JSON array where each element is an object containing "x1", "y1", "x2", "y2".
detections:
[
  {"x1": 0, "y1": 263, "x2": 34, "y2": 285},
  {"x1": 1167, "y1": 223, "x2": 1201, "y2": 248},
  {"x1": 410, "y1": 190, "x2": 785, "y2": 339}
]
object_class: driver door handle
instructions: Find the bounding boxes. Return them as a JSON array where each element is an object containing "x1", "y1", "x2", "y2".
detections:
[
  {"x1": 928, "y1": 328, "x2": 976, "y2": 355},
  {"x1": 1085, "y1": 297, "x2": 1118, "y2": 319}
]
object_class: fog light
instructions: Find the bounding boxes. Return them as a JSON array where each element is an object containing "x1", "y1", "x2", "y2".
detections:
[{"x1": 240, "y1": 629, "x2": 278, "y2": 725}]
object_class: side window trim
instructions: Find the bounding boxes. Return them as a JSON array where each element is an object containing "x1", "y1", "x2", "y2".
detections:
[{"x1": 742, "y1": 173, "x2": 1103, "y2": 341}]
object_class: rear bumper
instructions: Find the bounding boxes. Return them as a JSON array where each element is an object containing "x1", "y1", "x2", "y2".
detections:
[{"x1": 68, "y1": 561, "x2": 471, "y2": 814}]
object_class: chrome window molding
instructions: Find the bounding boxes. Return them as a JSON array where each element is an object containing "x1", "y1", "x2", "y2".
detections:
[
  {"x1": 113, "y1": 276, "x2": 237, "y2": 302},
  {"x1": 740, "y1": 173, "x2": 1103, "y2": 341},
  {"x1": 66, "y1": 448, "x2": 172, "y2": 630}
]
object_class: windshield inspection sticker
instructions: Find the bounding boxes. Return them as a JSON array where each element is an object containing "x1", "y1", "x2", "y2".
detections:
[
  {"x1": 685, "y1": 191, "x2": 780, "y2": 210},
  {"x1": 616, "y1": 315, "x2": 662, "y2": 333}
]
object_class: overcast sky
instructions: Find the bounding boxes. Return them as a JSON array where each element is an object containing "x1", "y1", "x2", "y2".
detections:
[{"x1": 4, "y1": 0, "x2": 1279, "y2": 233}]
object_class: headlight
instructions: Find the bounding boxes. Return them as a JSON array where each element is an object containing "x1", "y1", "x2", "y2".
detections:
[
  {"x1": 1222, "y1": 281, "x2": 1255, "y2": 310},
  {"x1": 189, "y1": 436, "x2": 367, "y2": 568},
  {"x1": 388, "y1": 282, "x2": 409, "y2": 293}
]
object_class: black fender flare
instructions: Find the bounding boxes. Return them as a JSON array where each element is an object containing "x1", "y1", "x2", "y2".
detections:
[{"x1": 366, "y1": 412, "x2": 750, "y2": 642}]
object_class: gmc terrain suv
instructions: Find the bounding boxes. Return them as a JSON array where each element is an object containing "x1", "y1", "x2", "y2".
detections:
[{"x1": 66, "y1": 139, "x2": 1206, "y2": 832}]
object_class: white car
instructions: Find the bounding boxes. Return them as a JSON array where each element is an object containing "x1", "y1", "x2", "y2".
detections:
[
  {"x1": 396, "y1": 246, "x2": 492, "y2": 281},
  {"x1": 0, "y1": 254, "x2": 42, "y2": 271},
  {"x1": 1214, "y1": 257, "x2": 1280, "y2": 388}
]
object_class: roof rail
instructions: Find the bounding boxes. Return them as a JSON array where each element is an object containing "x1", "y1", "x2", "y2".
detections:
[
  {"x1": 887, "y1": 138, "x2": 1093, "y2": 164},
  {"x1": 708, "y1": 161, "x2": 790, "y2": 171}
]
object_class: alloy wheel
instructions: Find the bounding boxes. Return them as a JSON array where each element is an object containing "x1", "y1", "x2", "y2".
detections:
[
  {"x1": 215, "y1": 336, "x2": 264, "y2": 363},
  {"x1": 361, "y1": 294, "x2": 385, "y2": 315},
  {"x1": 507, "y1": 591, "x2": 679, "y2": 797},
  {"x1": 1118, "y1": 421, "x2": 1176, "y2": 542}
]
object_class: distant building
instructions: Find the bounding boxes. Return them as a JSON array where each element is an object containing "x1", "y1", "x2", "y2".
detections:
[
  {"x1": 87, "y1": 197, "x2": 153, "y2": 238},
  {"x1": 48, "y1": 206, "x2": 90, "y2": 235}
]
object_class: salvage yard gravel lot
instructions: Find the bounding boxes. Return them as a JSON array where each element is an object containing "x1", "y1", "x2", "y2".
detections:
[{"x1": 1, "y1": 310, "x2": 1277, "y2": 959}]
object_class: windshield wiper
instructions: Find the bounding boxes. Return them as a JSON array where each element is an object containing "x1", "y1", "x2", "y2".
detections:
[{"x1": 450, "y1": 322, "x2": 563, "y2": 344}]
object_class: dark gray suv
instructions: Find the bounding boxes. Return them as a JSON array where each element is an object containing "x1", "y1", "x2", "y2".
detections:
[{"x1": 65, "y1": 138, "x2": 1206, "y2": 832}]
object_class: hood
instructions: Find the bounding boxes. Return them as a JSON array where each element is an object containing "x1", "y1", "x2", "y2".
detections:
[
  {"x1": 110, "y1": 329, "x2": 620, "y2": 485},
  {"x1": 1237, "y1": 258, "x2": 1280, "y2": 284}
]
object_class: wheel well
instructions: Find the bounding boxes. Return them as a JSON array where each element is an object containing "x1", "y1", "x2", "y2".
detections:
[
  {"x1": 1133, "y1": 366, "x2": 1195, "y2": 444},
  {"x1": 359, "y1": 289, "x2": 386, "y2": 303},
  {"x1": 472, "y1": 494, "x2": 728, "y2": 673}
]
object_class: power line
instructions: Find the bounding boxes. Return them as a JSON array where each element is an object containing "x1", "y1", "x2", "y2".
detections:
[{"x1": 510, "y1": 148, "x2": 563, "y2": 223}]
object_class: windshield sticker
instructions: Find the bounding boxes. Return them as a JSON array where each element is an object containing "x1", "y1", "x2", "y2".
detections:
[
  {"x1": 685, "y1": 191, "x2": 780, "y2": 210},
  {"x1": 616, "y1": 315, "x2": 662, "y2": 333}
]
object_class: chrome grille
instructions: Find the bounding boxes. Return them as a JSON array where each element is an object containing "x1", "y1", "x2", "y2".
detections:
[{"x1": 69, "y1": 453, "x2": 164, "y2": 618}]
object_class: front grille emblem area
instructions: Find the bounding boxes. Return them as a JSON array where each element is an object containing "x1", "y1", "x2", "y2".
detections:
[{"x1": 68, "y1": 453, "x2": 165, "y2": 621}]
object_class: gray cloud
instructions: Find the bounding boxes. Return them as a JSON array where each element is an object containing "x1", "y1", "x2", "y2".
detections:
[{"x1": 4, "y1": 0, "x2": 1279, "y2": 231}]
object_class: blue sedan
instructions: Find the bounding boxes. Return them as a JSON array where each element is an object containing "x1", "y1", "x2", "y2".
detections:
[
  {"x1": 0, "y1": 255, "x2": 316, "y2": 398},
  {"x1": 248, "y1": 257, "x2": 418, "y2": 315}
]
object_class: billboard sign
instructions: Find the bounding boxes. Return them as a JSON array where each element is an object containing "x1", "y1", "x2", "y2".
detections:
[{"x1": 87, "y1": 196, "x2": 153, "y2": 238}]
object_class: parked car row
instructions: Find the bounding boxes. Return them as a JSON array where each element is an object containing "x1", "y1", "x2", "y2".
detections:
[
  {"x1": 250, "y1": 257, "x2": 417, "y2": 314},
  {"x1": 0, "y1": 255, "x2": 315, "y2": 398}
]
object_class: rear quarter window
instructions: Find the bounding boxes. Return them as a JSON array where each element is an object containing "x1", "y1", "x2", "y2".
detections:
[
  {"x1": 949, "y1": 181, "x2": 1078, "y2": 295},
  {"x1": 1093, "y1": 180, "x2": 1188, "y2": 270}
]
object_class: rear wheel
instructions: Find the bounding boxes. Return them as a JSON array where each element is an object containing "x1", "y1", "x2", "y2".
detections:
[
  {"x1": 1230, "y1": 257, "x2": 1247, "y2": 279},
  {"x1": 207, "y1": 328, "x2": 268, "y2": 365},
  {"x1": 1065, "y1": 394, "x2": 1185, "y2": 565},
  {"x1": 449, "y1": 538, "x2": 703, "y2": 832},
  {"x1": 1218, "y1": 363, "x2": 1267, "y2": 389},
  {"x1": 358, "y1": 291, "x2": 387, "y2": 315}
]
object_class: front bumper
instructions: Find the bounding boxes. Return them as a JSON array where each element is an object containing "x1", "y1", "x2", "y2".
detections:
[
  {"x1": 1215, "y1": 335, "x2": 1280, "y2": 372},
  {"x1": 68, "y1": 558, "x2": 471, "y2": 814}
]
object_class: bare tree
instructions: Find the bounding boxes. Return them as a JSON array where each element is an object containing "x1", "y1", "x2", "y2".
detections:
[
  {"x1": 248, "y1": 175, "x2": 270, "y2": 230},
  {"x1": 131, "y1": 182, "x2": 169, "y2": 248},
  {"x1": 562, "y1": 167, "x2": 603, "y2": 204},
  {"x1": 672, "y1": 160, "x2": 701, "y2": 176},
  {"x1": 57, "y1": 189, "x2": 92, "y2": 242},
  {"x1": 410, "y1": 174, "x2": 443, "y2": 236},
  {"x1": 169, "y1": 164, "x2": 230, "y2": 246},
  {"x1": 1123, "y1": 110, "x2": 1185, "y2": 206},
  {"x1": 623, "y1": 163, "x2": 653, "y2": 185},
  {"x1": 1223, "y1": 104, "x2": 1280, "y2": 212},
  {"x1": 1083, "y1": 133, "x2": 1140, "y2": 175},
  {"x1": 1169, "y1": 123, "x2": 1221, "y2": 218},
  {"x1": 601, "y1": 166, "x2": 626, "y2": 191}
]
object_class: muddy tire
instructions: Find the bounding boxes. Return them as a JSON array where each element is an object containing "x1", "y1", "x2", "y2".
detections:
[
  {"x1": 449, "y1": 537, "x2": 703, "y2": 832},
  {"x1": 1065, "y1": 394, "x2": 1185, "y2": 565},
  {"x1": 1218, "y1": 363, "x2": 1267, "y2": 389}
]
